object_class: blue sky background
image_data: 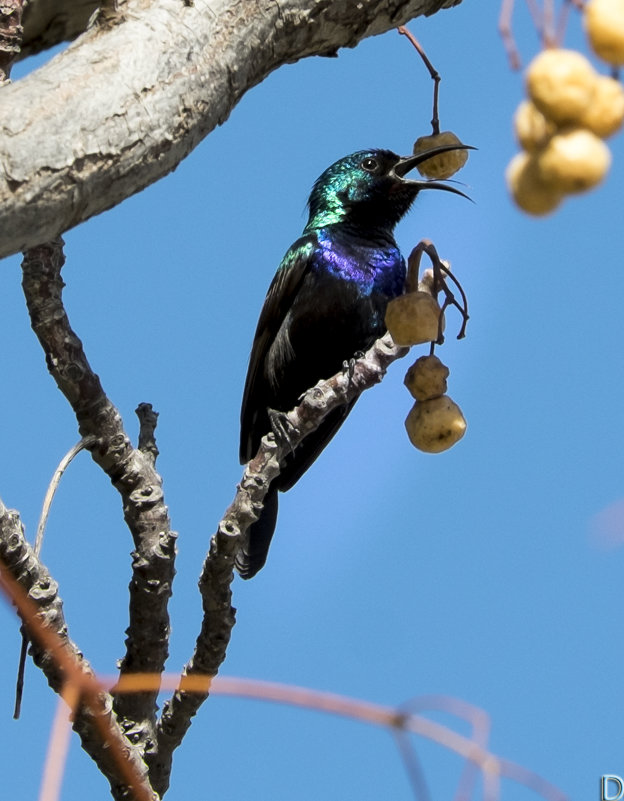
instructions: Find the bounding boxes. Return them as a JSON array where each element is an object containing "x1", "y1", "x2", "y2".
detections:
[{"x1": 1, "y1": 2, "x2": 622, "y2": 799}]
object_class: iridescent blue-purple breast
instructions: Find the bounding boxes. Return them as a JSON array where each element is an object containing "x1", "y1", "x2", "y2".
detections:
[{"x1": 314, "y1": 227, "x2": 406, "y2": 298}]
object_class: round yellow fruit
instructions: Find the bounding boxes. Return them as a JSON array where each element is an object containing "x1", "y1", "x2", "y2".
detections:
[
  {"x1": 385, "y1": 291, "x2": 443, "y2": 346},
  {"x1": 526, "y1": 48, "x2": 598, "y2": 124},
  {"x1": 506, "y1": 152, "x2": 563, "y2": 216},
  {"x1": 580, "y1": 75, "x2": 624, "y2": 138},
  {"x1": 404, "y1": 355, "x2": 449, "y2": 401},
  {"x1": 405, "y1": 395, "x2": 466, "y2": 453},
  {"x1": 585, "y1": 0, "x2": 624, "y2": 65},
  {"x1": 412, "y1": 131, "x2": 469, "y2": 179},
  {"x1": 513, "y1": 100, "x2": 556, "y2": 151},
  {"x1": 536, "y1": 127, "x2": 611, "y2": 193}
]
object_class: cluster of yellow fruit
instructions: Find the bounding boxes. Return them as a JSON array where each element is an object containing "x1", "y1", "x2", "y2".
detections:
[
  {"x1": 507, "y1": 0, "x2": 624, "y2": 215},
  {"x1": 384, "y1": 291, "x2": 466, "y2": 453}
]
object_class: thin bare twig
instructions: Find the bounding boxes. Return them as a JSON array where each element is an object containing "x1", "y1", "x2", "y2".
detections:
[
  {"x1": 541, "y1": 0, "x2": 554, "y2": 46},
  {"x1": 397, "y1": 695, "x2": 491, "y2": 801},
  {"x1": 499, "y1": 0, "x2": 522, "y2": 70},
  {"x1": 392, "y1": 727, "x2": 432, "y2": 801},
  {"x1": 499, "y1": 0, "x2": 584, "y2": 67},
  {"x1": 398, "y1": 26, "x2": 441, "y2": 134}
]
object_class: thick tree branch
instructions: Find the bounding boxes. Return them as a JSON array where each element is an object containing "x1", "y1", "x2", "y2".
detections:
[
  {"x1": 0, "y1": 0, "x2": 461, "y2": 260},
  {"x1": 151, "y1": 332, "x2": 408, "y2": 795},
  {"x1": 20, "y1": 238, "x2": 177, "y2": 762},
  {"x1": 0, "y1": 499, "x2": 155, "y2": 801}
]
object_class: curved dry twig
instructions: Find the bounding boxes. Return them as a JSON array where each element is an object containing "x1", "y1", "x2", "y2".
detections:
[
  {"x1": 14, "y1": 436, "x2": 93, "y2": 718},
  {"x1": 34, "y1": 437, "x2": 94, "y2": 556}
]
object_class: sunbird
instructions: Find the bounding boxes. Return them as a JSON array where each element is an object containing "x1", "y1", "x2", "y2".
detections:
[{"x1": 238, "y1": 146, "x2": 468, "y2": 578}]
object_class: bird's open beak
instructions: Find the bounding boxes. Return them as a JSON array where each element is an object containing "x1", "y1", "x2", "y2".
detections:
[{"x1": 394, "y1": 144, "x2": 475, "y2": 200}]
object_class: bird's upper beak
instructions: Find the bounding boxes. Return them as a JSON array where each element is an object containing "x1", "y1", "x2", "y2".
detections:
[{"x1": 393, "y1": 144, "x2": 475, "y2": 199}]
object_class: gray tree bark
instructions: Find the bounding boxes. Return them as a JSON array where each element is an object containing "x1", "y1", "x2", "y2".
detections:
[{"x1": 0, "y1": 0, "x2": 461, "y2": 261}]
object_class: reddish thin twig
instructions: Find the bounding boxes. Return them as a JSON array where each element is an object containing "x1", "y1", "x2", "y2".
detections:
[
  {"x1": 499, "y1": 0, "x2": 523, "y2": 69},
  {"x1": 499, "y1": 0, "x2": 585, "y2": 68},
  {"x1": 143, "y1": 674, "x2": 568, "y2": 801},
  {"x1": 39, "y1": 683, "x2": 80, "y2": 801}
]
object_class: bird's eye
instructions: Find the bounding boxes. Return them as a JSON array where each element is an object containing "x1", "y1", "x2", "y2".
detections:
[{"x1": 361, "y1": 157, "x2": 379, "y2": 172}]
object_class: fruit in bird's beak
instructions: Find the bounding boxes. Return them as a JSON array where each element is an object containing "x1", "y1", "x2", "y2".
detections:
[{"x1": 412, "y1": 131, "x2": 469, "y2": 179}]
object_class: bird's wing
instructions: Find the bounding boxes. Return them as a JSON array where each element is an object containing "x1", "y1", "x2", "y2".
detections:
[{"x1": 239, "y1": 235, "x2": 317, "y2": 463}]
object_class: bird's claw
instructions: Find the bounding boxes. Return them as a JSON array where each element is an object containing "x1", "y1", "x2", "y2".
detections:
[
  {"x1": 343, "y1": 351, "x2": 364, "y2": 385},
  {"x1": 268, "y1": 408, "x2": 298, "y2": 455}
]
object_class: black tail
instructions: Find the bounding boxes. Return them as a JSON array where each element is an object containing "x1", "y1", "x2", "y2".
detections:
[{"x1": 235, "y1": 488, "x2": 279, "y2": 579}]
